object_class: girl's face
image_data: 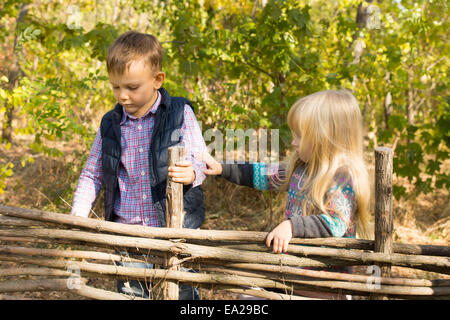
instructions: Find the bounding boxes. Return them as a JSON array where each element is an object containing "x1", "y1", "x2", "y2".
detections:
[
  {"x1": 291, "y1": 133, "x2": 300, "y2": 149},
  {"x1": 291, "y1": 133, "x2": 311, "y2": 163}
]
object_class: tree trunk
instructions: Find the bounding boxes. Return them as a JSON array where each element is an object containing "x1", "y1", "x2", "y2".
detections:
[{"x1": 2, "y1": 3, "x2": 29, "y2": 142}]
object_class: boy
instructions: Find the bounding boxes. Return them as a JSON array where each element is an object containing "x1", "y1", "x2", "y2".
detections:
[{"x1": 71, "y1": 31, "x2": 207, "y2": 299}]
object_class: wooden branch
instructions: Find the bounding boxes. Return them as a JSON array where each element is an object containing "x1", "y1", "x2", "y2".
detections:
[
  {"x1": 165, "y1": 146, "x2": 186, "y2": 229},
  {"x1": 216, "y1": 242, "x2": 450, "y2": 274},
  {"x1": 374, "y1": 147, "x2": 394, "y2": 274},
  {"x1": 0, "y1": 294, "x2": 34, "y2": 300},
  {"x1": 214, "y1": 285, "x2": 321, "y2": 300},
  {"x1": 0, "y1": 235, "x2": 133, "y2": 254},
  {"x1": 0, "y1": 277, "x2": 143, "y2": 300},
  {"x1": 0, "y1": 228, "x2": 352, "y2": 269},
  {"x1": 0, "y1": 215, "x2": 58, "y2": 228},
  {"x1": 0, "y1": 278, "x2": 86, "y2": 293},
  {"x1": 0, "y1": 267, "x2": 72, "y2": 278},
  {"x1": 191, "y1": 238, "x2": 450, "y2": 257},
  {"x1": 195, "y1": 261, "x2": 450, "y2": 288},
  {"x1": 2, "y1": 228, "x2": 447, "y2": 273},
  {"x1": 0, "y1": 254, "x2": 295, "y2": 293},
  {"x1": 373, "y1": 147, "x2": 394, "y2": 300},
  {"x1": 1, "y1": 205, "x2": 448, "y2": 256},
  {"x1": 1, "y1": 204, "x2": 448, "y2": 299},
  {"x1": 0, "y1": 204, "x2": 275, "y2": 242},
  {"x1": 163, "y1": 146, "x2": 186, "y2": 300},
  {"x1": 2, "y1": 254, "x2": 449, "y2": 297},
  {"x1": 74, "y1": 285, "x2": 147, "y2": 300},
  {"x1": 286, "y1": 276, "x2": 450, "y2": 297},
  {"x1": 193, "y1": 264, "x2": 450, "y2": 297},
  {"x1": 0, "y1": 236, "x2": 55, "y2": 244},
  {"x1": 1, "y1": 245, "x2": 446, "y2": 300},
  {"x1": 0, "y1": 255, "x2": 369, "y2": 297},
  {"x1": 5, "y1": 248, "x2": 444, "y2": 290},
  {"x1": 0, "y1": 245, "x2": 143, "y2": 263}
]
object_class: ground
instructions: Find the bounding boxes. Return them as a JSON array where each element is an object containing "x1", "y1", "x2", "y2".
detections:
[{"x1": 0, "y1": 137, "x2": 448, "y2": 300}]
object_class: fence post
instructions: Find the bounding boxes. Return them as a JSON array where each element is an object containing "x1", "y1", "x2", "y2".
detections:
[
  {"x1": 371, "y1": 147, "x2": 394, "y2": 300},
  {"x1": 162, "y1": 146, "x2": 186, "y2": 300}
]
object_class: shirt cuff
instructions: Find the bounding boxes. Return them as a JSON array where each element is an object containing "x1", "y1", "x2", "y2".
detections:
[
  {"x1": 70, "y1": 204, "x2": 91, "y2": 218},
  {"x1": 191, "y1": 159, "x2": 206, "y2": 188}
]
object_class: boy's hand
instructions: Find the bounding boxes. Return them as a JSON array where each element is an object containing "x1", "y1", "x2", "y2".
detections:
[
  {"x1": 265, "y1": 220, "x2": 293, "y2": 253},
  {"x1": 168, "y1": 160, "x2": 195, "y2": 185},
  {"x1": 200, "y1": 151, "x2": 222, "y2": 176}
]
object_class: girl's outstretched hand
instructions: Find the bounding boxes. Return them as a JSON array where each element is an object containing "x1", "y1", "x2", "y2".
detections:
[
  {"x1": 201, "y1": 151, "x2": 222, "y2": 176},
  {"x1": 265, "y1": 220, "x2": 293, "y2": 253}
]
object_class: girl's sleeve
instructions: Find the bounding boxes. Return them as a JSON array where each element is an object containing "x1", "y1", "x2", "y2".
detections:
[
  {"x1": 288, "y1": 175, "x2": 356, "y2": 238},
  {"x1": 220, "y1": 163, "x2": 254, "y2": 188},
  {"x1": 221, "y1": 162, "x2": 285, "y2": 190},
  {"x1": 319, "y1": 179, "x2": 356, "y2": 237},
  {"x1": 288, "y1": 214, "x2": 333, "y2": 238}
]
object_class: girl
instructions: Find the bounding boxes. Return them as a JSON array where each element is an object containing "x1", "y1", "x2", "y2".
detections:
[{"x1": 202, "y1": 89, "x2": 371, "y2": 267}]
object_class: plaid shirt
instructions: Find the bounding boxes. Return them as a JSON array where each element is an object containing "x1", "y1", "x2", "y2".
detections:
[{"x1": 71, "y1": 92, "x2": 207, "y2": 226}]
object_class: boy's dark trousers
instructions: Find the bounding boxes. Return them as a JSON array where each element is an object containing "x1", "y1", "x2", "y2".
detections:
[{"x1": 114, "y1": 256, "x2": 199, "y2": 300}]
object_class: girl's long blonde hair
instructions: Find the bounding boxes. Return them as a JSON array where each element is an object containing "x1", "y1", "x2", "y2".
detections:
[{"x1": 281, "y1": 89, "x2": 371, "y2": 239}]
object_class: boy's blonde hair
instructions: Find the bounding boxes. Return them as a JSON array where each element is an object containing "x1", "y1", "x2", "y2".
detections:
[
  {"x1": 107, "y1": 31, "x2": 163, "y2": 75},
  {"x1": 282, "y1": 89, "x2": 371, "y2": 239}
]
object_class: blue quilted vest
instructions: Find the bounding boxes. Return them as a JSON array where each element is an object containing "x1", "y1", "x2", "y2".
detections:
[{"x1": 99, "y1": 87, "x2": 205, "y2": 228}]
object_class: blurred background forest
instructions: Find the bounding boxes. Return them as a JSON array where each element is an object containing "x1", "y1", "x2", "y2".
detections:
[{"x1": 0, "y1": 0, "x2": 448, "y2": 249}]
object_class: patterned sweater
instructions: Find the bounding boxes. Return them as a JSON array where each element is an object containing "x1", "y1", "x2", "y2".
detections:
[{"x1": 221, "y1": 162, "x2": 357, "y2": 239}]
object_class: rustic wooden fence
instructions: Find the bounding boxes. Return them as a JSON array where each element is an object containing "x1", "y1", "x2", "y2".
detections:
[{"x1": 0, "y1": 147, "x2": 448, "y2": 300}]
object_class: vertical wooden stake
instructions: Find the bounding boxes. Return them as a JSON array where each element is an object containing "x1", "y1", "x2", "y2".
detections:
[
  {"x1": 165, "y1": 146, "x2": 186, "y2": 230},
  {"x1": 371, "y1": 147, "x2": 394, "y2": 300},
  {"x1": 163, "y1": 146, "x2": 186, "y2": 300}
]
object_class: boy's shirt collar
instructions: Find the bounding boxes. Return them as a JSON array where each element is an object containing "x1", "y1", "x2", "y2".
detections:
[{"x1": 120, "y1": 91, "x2": 161, "y2": 125}]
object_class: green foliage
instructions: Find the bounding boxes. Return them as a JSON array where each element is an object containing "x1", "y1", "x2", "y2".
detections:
[
  {"x1": 0, "y1": 0, "x2": 448, "y2": 201},
  {"x1": 15, "y1": 25, "x2": 42, "y2": 53},
  {"x1": 0, "y1": 162, "x2": 14, "y2": 194}
]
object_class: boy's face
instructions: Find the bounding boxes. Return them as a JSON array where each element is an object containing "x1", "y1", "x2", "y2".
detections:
[{"x1": 109, "y1": 58, "x2": 165, "y2": 118}]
